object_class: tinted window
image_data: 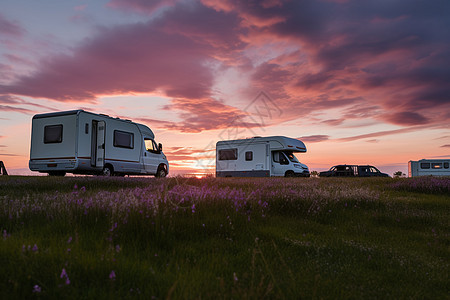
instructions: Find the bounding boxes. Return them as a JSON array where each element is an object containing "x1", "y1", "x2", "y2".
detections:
[
  {"x1": 114, "y1": 130, "x2": 134, "y2": 149},
  {"x1": 432, "y1": 163, "x2": 442, "y2": 169},
  {"x1": 44, "y1": 125, "x2": 63, "y2": 143},
  {"x1": 444, "y1": 162, "x2": 449, "y2": 169},
  {"x1": 245, "y1": 151, "x2": 253, "y2": 161},
  {"x1": 420, "y1": 163, "x2": 430, "y2": 169},
  {"x1": 219, "y1": 149, "x2": 237, "y2": 160}
]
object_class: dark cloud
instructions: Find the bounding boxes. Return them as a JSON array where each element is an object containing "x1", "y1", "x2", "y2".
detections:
[
  {"x1": 0, "y1": 13, "x2": 25, "y2": 37},
  {"x1": 440, "y1": 144, "x2": 450, "y2": 148},
  {"x1": 382, "y1": 112, "x2": 429, "y2": 126},
  {"x1": 337, "y1": 126, "x2": 430, "y2": 142},
  {"x1": 107, "y1": 0, "x2": 179, "y2": 14}
]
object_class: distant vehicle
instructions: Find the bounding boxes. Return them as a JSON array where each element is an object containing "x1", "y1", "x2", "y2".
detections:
[
  {"x1": 408, "y1": 159, "x2": 450, "y2": 177},
  {"x1": 29, "y1": 110, "x2": 169, "y2": 177},
  {"x1": 319, "y1": 165, "x2": 389, "y2": 177},
  {"x1": 216, "y1": 136, "x2": 310, "y2": 177}
]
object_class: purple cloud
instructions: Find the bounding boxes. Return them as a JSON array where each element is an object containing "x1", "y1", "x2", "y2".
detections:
[{"x1": 0, "y1": 13, "x2": 25, "y2": 37}]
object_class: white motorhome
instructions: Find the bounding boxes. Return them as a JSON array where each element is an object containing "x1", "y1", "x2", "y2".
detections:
[
  {"x1": 216, "y1": 136, "x2": 310, "y2": 177},
  {"x1": 29, "y1": 110, "x2": 169, "y2": 177},
  {"x1": 408, "y1": 159, "x2": 450, "y2": 177}
]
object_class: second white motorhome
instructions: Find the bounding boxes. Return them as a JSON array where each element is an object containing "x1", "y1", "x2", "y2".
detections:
[
  {"x1": 29, "y1": 110, "x2": 169, "y2": 177},
  {"x1": 216, "y1": 136, "x2": 310, "y2": 177},
  {"x1": 408, "y1": 159, "x2": 450, "y2": 177}
]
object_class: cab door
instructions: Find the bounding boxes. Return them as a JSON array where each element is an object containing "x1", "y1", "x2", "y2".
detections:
[
  {"x1": 271, "y1": 151, "x2": 289, "y2": 176},
  {"x1": 143, "y1": 138, "x2": 159, "y2": 174}
]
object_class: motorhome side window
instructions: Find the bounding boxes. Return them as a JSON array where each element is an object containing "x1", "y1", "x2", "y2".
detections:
[
  {"x1": 44, "y1": 125, "x2": 63, "y2": 143},
  {"x1": 219, "y1": 149, "x2": 237, "y2": 160},
  {"x1": 444, "y1": 162, "x2": 449, "y2": 169},
  {"x1": 114, "y1": 130, "x2": 134, "y2": 149},
  {"x1": 420, "y1": 162, "x2": 430, "y2": 169},
  {"x1": 245, "y1": 151, "x2": 253, "y2": 161}
]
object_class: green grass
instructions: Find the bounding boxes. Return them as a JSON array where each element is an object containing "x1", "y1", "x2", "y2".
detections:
[{"x1": 0, "y1": 176, "x2": 449, "y2": 299}]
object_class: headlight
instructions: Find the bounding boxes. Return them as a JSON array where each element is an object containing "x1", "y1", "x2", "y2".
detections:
[{"x1": 294, "y1": 164, "x2": 302, "y2": 168}]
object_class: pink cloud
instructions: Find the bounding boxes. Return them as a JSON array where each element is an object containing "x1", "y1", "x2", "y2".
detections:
[
  {"x1": 137, "y1": 97, "x2": 260, "y2": 133},
  {"x1": 2, "y1": 0, "x2": 449, "y2": 135},
  {"x1": 1, "y1": 3, "x2": 245, "y2": 104},
  {"x1": 0, "y1": 105, "x2": 33, "y2": 114},
  {"x1": 298, "y1": 135, "x2": 330, "y2": 143}
]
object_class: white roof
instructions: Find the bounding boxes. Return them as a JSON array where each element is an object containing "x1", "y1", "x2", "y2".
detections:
[{"x1": 216, "y1": 136, "x2": 307, "y2": 152}]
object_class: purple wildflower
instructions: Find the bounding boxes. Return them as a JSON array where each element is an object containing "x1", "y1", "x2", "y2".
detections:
[
  {"x1": 60, "y1": 268, "x2": 70, "y2": 285},
  {"x1": 109, "y1": 270, "x2": 116, "y2": 280},
  {"x1": 31, "y1": 244, "x2": 38, "y2": 252},
  {"x1": 32, "y1": 285, "x2": 41, "y2": 293}
]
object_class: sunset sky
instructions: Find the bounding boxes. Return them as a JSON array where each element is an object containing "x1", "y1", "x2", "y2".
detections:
[{"x1": 1, "y1": 0, "x2": 449, "y2": 176}]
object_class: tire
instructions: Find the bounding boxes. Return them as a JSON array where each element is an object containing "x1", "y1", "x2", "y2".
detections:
[
  {"x1": 102, "y1": 165, "x2": 113, "y2": 176},
  {"x1": 155, "y1": 165, "x2": 167, "y2": 178},
  {"x1": 285, "y1": 170, "x2": 295, "y2": 177},
  {"x1": 48, "y1": 171, "x2": 66, "y2": 176}
]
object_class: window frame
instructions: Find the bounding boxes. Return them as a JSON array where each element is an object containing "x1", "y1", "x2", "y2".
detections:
[
  {"x1": 245, "y1": 151, "x2": 253, "y2": 161},
  {"x1": 420, "y1": 162, "x2": 430, "y2": 169},
  {"x1": 431, "y1": 163, "x2": 442, "y2": 169},
  {"x1": 113, "y1": 130, "x2": 134, "y2": 149},
  {"x1": 218, "y1": 148, "x2": 238, "y2": 161},
  {"x1": 44, "y1": 124, "x2": 63, "y2": 144}
]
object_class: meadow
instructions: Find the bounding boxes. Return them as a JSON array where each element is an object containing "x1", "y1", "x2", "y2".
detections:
[{"x1": 0, "y1": 175, "x2": 449, "y2": 299}]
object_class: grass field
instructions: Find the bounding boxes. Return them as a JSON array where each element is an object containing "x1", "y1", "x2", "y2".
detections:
[{"x1": 1, "y1": 176, "x2": 449, "y2": 299}]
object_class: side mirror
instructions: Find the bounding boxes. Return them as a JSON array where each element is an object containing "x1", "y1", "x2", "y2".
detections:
[{"x1": 158, "y1": 143, "x2": 162, "y2": 151}]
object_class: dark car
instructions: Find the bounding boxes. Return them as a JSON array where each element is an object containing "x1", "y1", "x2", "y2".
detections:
[{"x1": 319, "y1": 165, "x2": 389, "y2": 177}]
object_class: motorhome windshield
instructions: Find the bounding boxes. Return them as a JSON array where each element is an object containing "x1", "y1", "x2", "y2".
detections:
[{"x1": 283, "y1": 151, "x2": 300, "y2": 163}]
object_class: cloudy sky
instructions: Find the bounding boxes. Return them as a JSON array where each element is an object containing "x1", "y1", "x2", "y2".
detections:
[{"x1": 1, "y1": 0, "x2": 449, "y2": 175}]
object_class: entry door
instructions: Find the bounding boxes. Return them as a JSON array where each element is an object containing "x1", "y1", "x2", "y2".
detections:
[
  {"x1": 91, "y1": 120, "x2": 105, "y2": 167},
  {"x1": 96, "y1": 121, "x2": 105, "y2": 167}
]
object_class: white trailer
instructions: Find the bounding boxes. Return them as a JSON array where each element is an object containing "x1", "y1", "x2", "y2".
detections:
[
  {"x1": 29, "y1": 110, "x2": 169, "y2": 177},
  {"x1": 216, "y1": 136, "x2": 309, "y2": 177},
  {"x1": 408, "y1": 159, "x2": 450, "y2": 177}
]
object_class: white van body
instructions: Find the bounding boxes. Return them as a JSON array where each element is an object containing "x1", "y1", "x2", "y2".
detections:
[
  {"x1": 408, "y1": 159, "x2": 450, "y2": 177},
  {"x1": 216, "y1": 136, "x2": 309, "y2": 177},
  {"x1": 29, "y1": 110, "x2": 169, "y2": 177}
]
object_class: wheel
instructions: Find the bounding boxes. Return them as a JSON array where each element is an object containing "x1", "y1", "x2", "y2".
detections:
[
  {"x1": 155, "y1": 165, "x2": 167, "y2": 178},
  {"x1": 48, "y1": 171, "x2": 66, "y2": 176},
  {"x1": 285, "y1": 170, "x2": 295, "y2": 177},
  {"x1": 102, "y1": 165, "x2": 113, "y2": 176}
]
